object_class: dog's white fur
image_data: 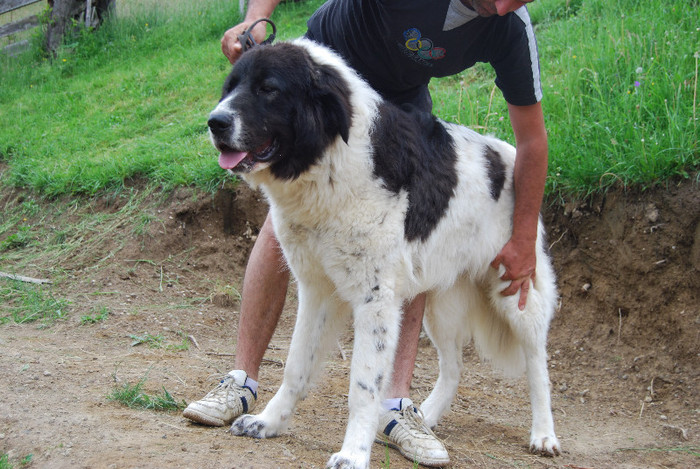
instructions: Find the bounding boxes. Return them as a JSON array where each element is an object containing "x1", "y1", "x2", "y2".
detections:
[{"x1": 214, "y1": 38, "x2": 559, "y2": 468}]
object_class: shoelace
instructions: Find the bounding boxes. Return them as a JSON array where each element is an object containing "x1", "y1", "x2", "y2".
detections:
[
  {"x1": 202, "y1": 374, "x2": 238, "y2": 395},
  {"x1": 401, "y1": 406, "x2": 441, "y2": 440}
]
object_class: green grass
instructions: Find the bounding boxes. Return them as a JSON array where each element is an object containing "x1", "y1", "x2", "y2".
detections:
[
  {"x1": 80, "y1": 305, "x2": 109, "y2": 324},
  {"x1": 531, "y1": 0, "x2": 699, "y2": 195},
  {"x1": 0, "y1": 453, "x2": 32, "y2": 469},
  {"x1": 432, "y1": 0, "x2": 699, "y2": 196},
  {"x1": 0, "y1": 0, "x2": 697, "y2": 200},
  {"x1": 108, "y1": 376, "x2": 186, "y2": 411},
  {"x1": 0, "y1": 279, "x2": 69, "y2": 326}
]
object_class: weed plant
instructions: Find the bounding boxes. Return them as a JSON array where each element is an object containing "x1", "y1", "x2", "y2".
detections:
[
  {"x1": 0, "y1": 453, "x2": 31, "y2": 469},
  {"x1": 0, "y1": 0, "x2": 697, "y2": 200},
  {"x1": 129, "y1": 331, "x2": 190, "y2": 350},
  {"x1": 129, "y1": 332, "x2": 165, "y2": 348},
  {"x1": 80, "y1": 305, "x2": 109, "y2": 324},
  {"x1": 108, "y1": 376, "x2": 186, "y2": 411}
]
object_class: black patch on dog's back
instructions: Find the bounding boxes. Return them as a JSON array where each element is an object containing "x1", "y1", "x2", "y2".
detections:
[
  {"x1": 484, "y1": 145, "x2": 506, "y2": 201},
  {"x1": 370, "y1": 103, "x2": 458, "y2": 242}
]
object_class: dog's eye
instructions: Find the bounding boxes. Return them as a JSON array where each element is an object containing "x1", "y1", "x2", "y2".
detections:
[{"x1": 257, "y1": 79, "x2": 280, "y2": 96}]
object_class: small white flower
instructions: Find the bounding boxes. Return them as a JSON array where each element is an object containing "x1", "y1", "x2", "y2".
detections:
[{"x1": 635, "y1": 67, "x2": 643, "y2": 74}]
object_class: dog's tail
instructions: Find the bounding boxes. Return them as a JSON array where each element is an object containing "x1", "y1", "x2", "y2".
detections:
[
  {"x1": 469, "y1": 294, "x2": 527, "y2": 378},
  {"x1": 425, "y1": 276, "x2": 527, "y2": 378},
  {"x1": 473, "y1": 244, "x2": 558, "y2": 378}
]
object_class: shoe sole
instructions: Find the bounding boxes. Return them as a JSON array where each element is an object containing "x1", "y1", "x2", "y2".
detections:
[
  {"x1": 374, "y1": 436, "x2": 450, "y2": 467},
  {"x1": 182, "y1": 408, "x2": 228, "y2": 427}
]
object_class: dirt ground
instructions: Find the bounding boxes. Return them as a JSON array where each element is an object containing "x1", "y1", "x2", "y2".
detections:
[{"x1": 0, "y1": 177, "x2": 698, "y2": 469}]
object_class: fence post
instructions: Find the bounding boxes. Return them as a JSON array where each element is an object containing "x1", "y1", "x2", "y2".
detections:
[{"x1": 44, "y1": 0, "x2": 114, "y2": 54}]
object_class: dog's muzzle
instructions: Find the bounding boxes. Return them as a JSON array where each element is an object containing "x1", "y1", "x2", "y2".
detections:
[{"x1": 208, "y1": 110, "x2": 280, "y2": 171}]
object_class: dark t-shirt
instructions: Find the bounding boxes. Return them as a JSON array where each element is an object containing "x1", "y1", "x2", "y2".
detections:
[{"x1": 306, "y1": 0, "x2": 542, "y2": 107}]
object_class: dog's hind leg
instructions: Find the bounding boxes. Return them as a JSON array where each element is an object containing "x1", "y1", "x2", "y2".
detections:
[
  {"x1": 486, "y1": 257, "x2": 560, "y2": 456},
  {"x1": 420, "y1": 283, "x2": 473, "y2": 429},
  {"x1": 231, "y1": 282, "x2": 348, "y2": 439},
  {"x1": 523, "y1": 332, "x2": 560, "y2": 456}
]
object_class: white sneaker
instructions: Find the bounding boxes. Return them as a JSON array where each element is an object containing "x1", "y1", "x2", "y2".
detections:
[
  {"x1": 183, "y1": 370, "x2": 257, "y2": 426},
  {"x1": 375, "y1": 398, "x2": 450, "y2": 467}
]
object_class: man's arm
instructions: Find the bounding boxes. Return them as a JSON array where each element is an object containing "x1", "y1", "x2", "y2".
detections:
[
  {"x1": 490, "y1": 101, "x2": 548, "y2": 310},
  {"x1": 221, "y1": 0, "x2": 282, "y2": 63}
]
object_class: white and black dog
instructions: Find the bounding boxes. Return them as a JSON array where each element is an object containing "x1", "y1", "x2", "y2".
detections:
[{"x1": 208, "y1": 38, "x2": 560, "y2": 468}]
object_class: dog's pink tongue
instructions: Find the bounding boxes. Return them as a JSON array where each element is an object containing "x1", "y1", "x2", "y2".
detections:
[{"x1": 218, "y1": 151, "x2": 248, "y2": 170}]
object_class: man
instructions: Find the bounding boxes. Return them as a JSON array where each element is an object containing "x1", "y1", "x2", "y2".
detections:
[{"x1": 184, "y1": 1, "x2": 546, "y2": 466}]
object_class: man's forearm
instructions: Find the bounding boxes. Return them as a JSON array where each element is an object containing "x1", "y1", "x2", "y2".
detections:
[
  {"x1": 507, "y1": 101, "x2": 548, "y2": 244},
  {"x1": 244, "y1": 0, "x2": 282, "y2": 21},
  {"x1": 511, "y1": 141, "x2": 547, "y2": 243}
]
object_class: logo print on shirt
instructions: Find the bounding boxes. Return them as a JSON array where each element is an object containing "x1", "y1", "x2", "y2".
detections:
[{"x1": 403, "y1": 28, "x2": 446, "y2": 60}]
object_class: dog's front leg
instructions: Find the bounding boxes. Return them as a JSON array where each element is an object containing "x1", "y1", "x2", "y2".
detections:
[
  {"x1": 231, "y1": 284, "x2": 343, "y2": 439},
  {"x1": 327, "y1": 295, "x2": 402, "y2": 469}
]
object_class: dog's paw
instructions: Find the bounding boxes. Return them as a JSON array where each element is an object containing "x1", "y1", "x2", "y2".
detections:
[
  {"x1": 529, "y1": 434, "x2": 561, "y2": 457},
  {"x1": 229, "y1": 414, "x2": 277, "y2": 439},
  {"x1": 326, "y1": 452, "x2": 368, "y2": 469},
  {"x1": 419, "y1": 402, "x2": 440, "y2": 429}
]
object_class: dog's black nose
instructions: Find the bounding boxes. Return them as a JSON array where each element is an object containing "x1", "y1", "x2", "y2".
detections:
[{"x1": 208, "y1": 111, "x2": 232, "y2": 133}]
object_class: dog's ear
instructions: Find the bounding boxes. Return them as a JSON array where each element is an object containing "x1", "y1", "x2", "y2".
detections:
[{"x1": 312, "y1": 64, "x2": 353, "y2": 144}]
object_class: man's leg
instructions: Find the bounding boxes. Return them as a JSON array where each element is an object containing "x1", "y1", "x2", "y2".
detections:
[
  {"x1": 376, "y1": 293, "x2": 450, "y2": 467},
  {"x1": 234, "y1": 213, "x2": 290, "y2": 381},
  {"x1": 389, "y1": 294, "x2": 426, "y2": 397},
  {"x1": 184, "y1": 213, "x2": 289, "y2": 426}
]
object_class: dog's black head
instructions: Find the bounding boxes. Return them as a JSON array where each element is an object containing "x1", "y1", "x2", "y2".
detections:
[{"x1": 208, "y1": 41, "x2": 353, "y2": 180}]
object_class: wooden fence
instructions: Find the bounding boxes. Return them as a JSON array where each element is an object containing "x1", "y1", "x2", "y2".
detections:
[{"x1": 0, "y1": 0, "x2": 43, "y2": 55}]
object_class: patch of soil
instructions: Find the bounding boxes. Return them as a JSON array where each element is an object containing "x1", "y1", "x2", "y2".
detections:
[{"x1": 0, "y1": 178, "x2": 698, "y2": 468}]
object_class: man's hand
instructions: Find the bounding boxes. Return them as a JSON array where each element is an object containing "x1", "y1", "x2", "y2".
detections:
[
  {"x1": 221, "y1": 0, "x2": 281, "y2": 63},
  {"x1": 221, "y1": 20, "x2": 269, "y2": 64},
  {"x1": 490, "y1": 236, "x2": 537, "y2": 311}
]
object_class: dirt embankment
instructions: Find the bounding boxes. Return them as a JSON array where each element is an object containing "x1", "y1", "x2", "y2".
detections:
[{"x1": 0, "y1": 178, "x2": 697, "y2": 468}]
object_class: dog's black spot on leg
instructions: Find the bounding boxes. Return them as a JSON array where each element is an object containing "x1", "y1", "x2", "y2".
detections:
[
  {"x1": 484, "y1": 145, "x2": 506, "y2": 201},
  {"x1": 372, "y1": 324, "x2": 388, "y2": 352},
  {"x1": 375, "y1": 373, "x2": 384, "y2": 389},
  {"x1": 356, "y1": 381, "x2": 375, "y2": 398}
]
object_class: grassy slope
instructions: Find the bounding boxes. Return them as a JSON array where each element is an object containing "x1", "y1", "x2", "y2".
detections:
[{"x1": 0, "y1": 0, "x2": 697, "y2": 198}]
